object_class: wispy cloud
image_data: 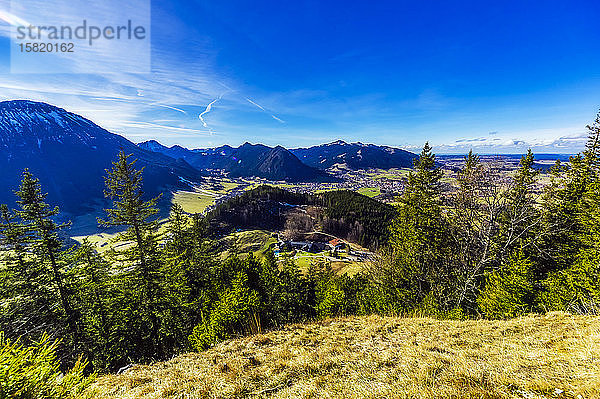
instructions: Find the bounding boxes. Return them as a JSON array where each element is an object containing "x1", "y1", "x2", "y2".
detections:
[
  {"x1": 246, "y1": 97, "x2": 285, "y2": 124},
  {"x1": 120, "y1": 122, "x2": 216, "y2": 140},
  {"x1": 122, "y1": 121, "x2": 210, "y2": 134},
  {"x1": 0, "y1": 9, "x2": 30, "y2": 32},
  {"x1": 455, "y1": 138, "x2": 487, "y2": 143},
  {"x1": 430, "y1": 129, "x2": 589, "y2": 154}
]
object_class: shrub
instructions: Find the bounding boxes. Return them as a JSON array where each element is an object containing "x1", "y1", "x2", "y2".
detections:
[
  {"x1": 0, "y1": 332, "x2": 95, "y2": 399},
  {"x1": 477, "y1": 250, "x2": 535, "y2": 319},
  {"x1": 189, "y1": 272, "x2": 260, "y2": 351},
  {"x1": 540, "y1": 251, "x2": 600, "y2": 314},
  {"x1": 315, "y1": 279, "x2": 346, "y2": 318}
]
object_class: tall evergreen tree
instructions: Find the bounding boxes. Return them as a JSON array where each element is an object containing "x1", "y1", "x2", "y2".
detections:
[
  {"x1": 13, "y1": 170, "x2": 77, "y2": 336},
  {"x1": 404, "y1": 141, "x2": 443, "y2": 201},
  {"x1": 0, "y1": 203, "x2": 45, "y2": 340},
  {"x1": 497, "y1": 149, "x2": 541, "y2": 262},
  {"x1": 450, "y1": 150, "x2": 488, "y2": 310},
  {"x1": 0, "y1": 204, "x2": 29, "y2": 275},
  {"x1": 584, "y1": 110, "x2": 600, "y2": 164},
  {"x1": 367, "y1": 143, "x2": 454, "y2": 314},
  {"x1": 99, "y1": 151, "x2": 160, "y2": 271},
  {"x1": 539, "y1": 110, "x2": 600, "y2": 275},
  {"x1": 99, "y1": 151, "x2": 164, "y2": 360},
  {"x1": 70, "y1": 240, "x2": 113, "y2": 369},
  {"x1": 540, "y1": 111, "x2": 600, "y2": 312}
]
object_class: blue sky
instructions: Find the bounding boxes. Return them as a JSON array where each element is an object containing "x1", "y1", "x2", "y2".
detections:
[{"x1": 0, "y1": 0, "x2": 598, "y2": 153}]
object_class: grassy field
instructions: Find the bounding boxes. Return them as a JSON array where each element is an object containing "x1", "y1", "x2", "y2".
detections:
[
  {"x1": 218, "y1": 230, "x2": 277, "y2": 259},
  {"x1": 357, "y1": 187, "x2": 381, "y2": 197},
  {"x1": 289, "y1": 251, "x2": 363, "y2": 276},
  {"x1": 72, "y1": 190, "x2": 215, "y2": 250},
  {"x1": 211, "y1": 180, "x2": 241, "y2": 194},
  {"x1": 172, "y1": 190, "x2": 216, "y2": 214},
  {"x1": 369, "y1": 168, "x2": 412, "y2": 180},
  {"x1": 90, "y1": 312, "x2": 600, "y2": 398},
  {"x1": 329, "y1": 260, "x2": 363, "y2": 275},
  {"x1": 71, "y1": 231, "x2": 122, "y2": 252}
]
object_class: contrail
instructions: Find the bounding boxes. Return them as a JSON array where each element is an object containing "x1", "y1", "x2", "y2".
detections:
[
  {"x1": 246, "y1": 98, "x2": 266, "y2": 111},
  {"x1": 153, "y1": 103, "x2": 187, "y2": 114},
  {"x1": 198, "y1": 91, "x2": 229, "y2": 131},
  {"x1": 91, "y1": 96, "x2": 188, "y2": 115},
  {"x1": 271, "y1": 115, "x2": 285, "y2": 123},
  {"x1": 0, "y1": 10, "x2": 30, "y2": 27},
  {"x1": 123, "y1": 121, "x2": 208, "y2": 134},
  {"x1": 247, "y1": 97, "x2": 285, "y2": 124},
  {"x1": 199, "y1": 98, "x2": 220, "y2": 128}
]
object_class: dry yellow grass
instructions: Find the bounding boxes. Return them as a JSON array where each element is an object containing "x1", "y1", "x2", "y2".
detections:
[{"x1": 90, "y1": 312, "x2": 600, "y2": 399}]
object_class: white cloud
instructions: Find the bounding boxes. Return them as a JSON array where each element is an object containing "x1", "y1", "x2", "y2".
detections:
[
  {"x1": 431, "y1": 129, "x2": 588, "y2": 154},
  {"x1": 121, "y1": 121, "x2": 209, "y2": 133}
]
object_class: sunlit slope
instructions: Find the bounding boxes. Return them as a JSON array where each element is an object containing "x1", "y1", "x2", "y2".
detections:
[{"x1": 92, "y1": 312, "x2": 599, "y2": 399}]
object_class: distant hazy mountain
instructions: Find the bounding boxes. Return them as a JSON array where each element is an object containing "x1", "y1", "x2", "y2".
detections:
[
  {"x1": 290, "y1": 140, "x2": 416, "y2": 170},
  {"x1": 138, "y1": 141, "x2": 336, "y2": 182},
  {"x1": 0, "y1": 101, "x2": 203, "y2": 214},
  {"x1": 138, "y1": 140, "x2": 206, "y2": 161}
]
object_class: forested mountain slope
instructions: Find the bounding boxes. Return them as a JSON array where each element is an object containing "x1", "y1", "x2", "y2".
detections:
[
  {"x1": 203, "y1": 185, "x2": 396, "y2": 249},
  {"x1": 0, "y1": 101, "x2": 202, "y2": 214}
]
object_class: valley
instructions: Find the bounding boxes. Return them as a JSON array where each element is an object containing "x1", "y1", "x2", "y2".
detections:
[
  {"x1": 1, "y1": 1, "x2": 597, "y2": 396},
  {"x1": 67, "y1": 151, "x2": 560, "y2": 274},
  {"x1": 1, "y1": 99, "x2": 592, "y2": 399}
]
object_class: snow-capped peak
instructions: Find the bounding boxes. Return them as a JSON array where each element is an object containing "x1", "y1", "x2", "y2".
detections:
[{"x1": 0, "y1": 100, "x2": 104, "y2": 148}]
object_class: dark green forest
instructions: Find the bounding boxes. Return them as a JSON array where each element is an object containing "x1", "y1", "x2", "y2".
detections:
[
  {"x1": 2, "y1": 111, "x2": 600, "y2": 389},
  {"x1": 202, "y1": 184, "x2": 395, "y2": 249}
]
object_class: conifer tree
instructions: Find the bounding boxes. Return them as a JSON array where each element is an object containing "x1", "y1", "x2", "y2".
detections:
[
  {"x1": 477, "y1": 249, "x2": 535, "y2": 318},
  {"x1": 164, "y1": 204, "x2": 188, "y2": 252},
  {"x1": 0, "y1": 203, "x2": 44, "y2": 339},
  {"x1": 540, "y1": 111, "x2": 600, "y2": 312},
  {"x1": 70, "y1": 240, "x2": 113, "y2": 369},
  {"x1": 0, "y1": 204, "x2": 33, "y2": 306},
  {"x1": 13, "y1": 169, "x2": 76, "y2": 335},
  {"x1": 584, "y1": 111, "x2": 600, "y2": 165},
  {"x1": 404, "y1": 141, "x2": 443, "y2": 201},
  {"x1": 450, "y1": 150, "x2": 488, "y2": 310},
  {"x1": 539, "y1": 110, "x2": 600, "y2": 275},
  {"x1": 99, "y1": 151, "x2": 164, "y2": 360},
  {"x1": 497, "y1": 149, "x2": 541, "y2": 262},
  {"x1": 99, "y1": 151, "x2": 160, "y2": 271},
  {"x1": 369, "y1": 143, "x2": 454, "y2": 314}
]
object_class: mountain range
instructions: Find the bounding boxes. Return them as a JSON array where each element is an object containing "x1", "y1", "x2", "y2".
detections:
[
  {"x1": 290, "y1": 140, "x2": 416, "y2": 170},
  {"x1": 137, "y1": 139, "x2": 417, "y2": 178},
  {"x1": 0, "y1": 100, "x2": 202, "y2": 214},
  {"x1": 0, "y1": 100, "x2": 417, "y2": 215},
  {"x1": 138, "y1": 140, "x2": 337, "y2": 182}
]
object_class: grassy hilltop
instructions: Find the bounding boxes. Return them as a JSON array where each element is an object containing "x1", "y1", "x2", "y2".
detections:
[{"x1": 91, "y1": 312, "x2": 599, "y2": 399}]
